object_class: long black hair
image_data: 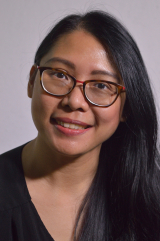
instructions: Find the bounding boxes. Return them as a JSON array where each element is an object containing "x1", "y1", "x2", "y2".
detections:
[{"x1": 34, "y1": 11, "x2": 160, "y2": 241}]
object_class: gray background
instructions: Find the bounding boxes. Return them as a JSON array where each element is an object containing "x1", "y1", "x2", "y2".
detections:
[{"x1": 0, "y1": 0, "x2": 160, "y2": 153}]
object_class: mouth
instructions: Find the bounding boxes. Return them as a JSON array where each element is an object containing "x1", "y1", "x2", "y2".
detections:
[
  {"x1": 50, "y1": 117, "x2": 92, "y2": 136},
  {"x1": 56, "y1": 121, "x2": 87, "y2": 130}
]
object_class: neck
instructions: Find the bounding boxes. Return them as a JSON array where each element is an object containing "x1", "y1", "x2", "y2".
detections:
[{"x1": 22, "y1": 137, "x2": 101, "y2": 195}]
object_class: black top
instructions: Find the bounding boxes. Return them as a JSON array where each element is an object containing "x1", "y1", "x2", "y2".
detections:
[{"x1": 0, "y1": 145, "x2": 55, "y2": 241}]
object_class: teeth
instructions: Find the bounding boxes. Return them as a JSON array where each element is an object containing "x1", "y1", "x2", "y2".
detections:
[
  {"x1": 57, "y1": 121, "x2": 86, "y2": 130},
  {"x1": 64, "y1": 123, "x2": 70, "y2": 128}
]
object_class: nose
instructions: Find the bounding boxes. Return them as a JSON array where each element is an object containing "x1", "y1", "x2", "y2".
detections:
[{"x1": 61, "y1": 80, "x2": 90, "y2": 112}]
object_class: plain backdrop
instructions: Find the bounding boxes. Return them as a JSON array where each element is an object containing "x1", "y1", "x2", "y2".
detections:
[{"x1": 0, "y1": 0, "x2": 160, "y2": 153}]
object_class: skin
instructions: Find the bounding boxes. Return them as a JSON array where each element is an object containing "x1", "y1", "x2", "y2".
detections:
[{"x1": 22, "y1": 30, "x2": 125, "y2": 241}]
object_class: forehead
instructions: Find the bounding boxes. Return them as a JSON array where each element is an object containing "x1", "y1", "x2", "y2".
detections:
[{"x1": 41, "y1": 31, "x2": 110, "y2": 65}]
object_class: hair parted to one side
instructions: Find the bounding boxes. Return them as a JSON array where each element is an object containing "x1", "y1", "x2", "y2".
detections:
[{"x1": 34, "y1": 11, "x2": 160, "y2": 241}]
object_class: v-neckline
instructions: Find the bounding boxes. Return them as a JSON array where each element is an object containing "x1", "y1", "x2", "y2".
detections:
[{"x1": 19, "y1": 143, "x2": 55, "y2": 241}]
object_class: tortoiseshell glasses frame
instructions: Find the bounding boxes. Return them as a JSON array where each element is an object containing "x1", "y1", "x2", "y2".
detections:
[{"x1": 37, "y1": 66, "x2": 126, "y2": 107}]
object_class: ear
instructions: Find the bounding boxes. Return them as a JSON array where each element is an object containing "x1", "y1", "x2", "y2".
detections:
[
  {"x1": 120, "y1": 115, "x2": 126, "y2": 122},
  {"x1": 120, "y1": 93, "x2": 127, "y2": 122},
  {"x1": 28, "y1": 65, "x2": 37, "y2": 98},
  {"x1": 120, "y1": 104, "x2": 127, "y2": 122},
  {"x1": 120, "y1": 107, "x2": 128, "y2": 122}
]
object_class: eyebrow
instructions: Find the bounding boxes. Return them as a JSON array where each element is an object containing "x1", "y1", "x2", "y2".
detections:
[
  {"x1": 91, "y1": 70, "x2": 118, "y2": 79},
  {"x1": 45, "y1": 57, "x2": 75, "y2": 69},
  {"x1": 44, "y1": 57, "x2": 118, "y2": 79}
]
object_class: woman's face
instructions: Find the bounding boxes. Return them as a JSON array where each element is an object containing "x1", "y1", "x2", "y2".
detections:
[{"x1": 28, "y1": 30, "x2": 125, "y2": 157}]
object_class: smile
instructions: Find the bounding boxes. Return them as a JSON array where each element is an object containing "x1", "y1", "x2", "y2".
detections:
[
  {"x1": 51, "y1": 117, "x2": 91, "y2": 136},
  {"x1": 56, "y1": 121, "x2": 86, "y2": 130}
]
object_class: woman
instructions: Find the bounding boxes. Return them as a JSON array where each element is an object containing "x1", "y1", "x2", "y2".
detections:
[{"x1": 0, "y1": 10, "x2": 160, "y2": 241}]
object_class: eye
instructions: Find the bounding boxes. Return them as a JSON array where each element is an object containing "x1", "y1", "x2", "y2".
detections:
[
  {"x1": 89, "y1": 81, "x2": 117, "y2": 95},
  {"x1": 51, "y1": 71, "x2": 68, "y2": 80},
  {"x1": 94, "y1": 83, "x2": 108, "y2": 89}
]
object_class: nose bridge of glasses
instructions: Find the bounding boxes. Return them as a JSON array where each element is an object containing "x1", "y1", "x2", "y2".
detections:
[
  {"x1": 72, "y1": 79, "x2": 84, "y2": 90},
  {"x1": 70, "y1": 79, "x2": 85, "y2": 97},
  {"x1": 76, "y1": 79, "x2": 83, "y2": 83},
  {"x1": 76, "y1": 79, "x2": 84, "y2": 85}
]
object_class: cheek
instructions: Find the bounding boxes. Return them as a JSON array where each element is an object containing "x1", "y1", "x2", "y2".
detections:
[
  {"x1": 31, "y1": 86, "x2": 59, "y2": 130},
  {"x1": 94, "y1": 100, "x2": 122, "y2": 138},
  {"x1": 97, "y1": 101, "x2": 122, "y2": 124}
]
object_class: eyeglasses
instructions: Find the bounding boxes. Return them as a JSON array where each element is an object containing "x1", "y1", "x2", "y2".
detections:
[{"x1": 37, "y1": 66, "x2": 125, "y2": 107}]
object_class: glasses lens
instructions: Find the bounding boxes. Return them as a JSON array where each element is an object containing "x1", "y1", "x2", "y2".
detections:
[
  {"x1": 85, "y1": 81, "x2": 118, "y2": 106},
  {"x1": 41, "y1": 69, "x2": 74, "y2": 95}
]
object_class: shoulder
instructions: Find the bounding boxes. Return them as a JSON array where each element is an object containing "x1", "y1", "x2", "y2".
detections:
[
  {"x1": 0, "y1": 144, "x2": 31, "y2": 211},
  {"x1": 0, "y1": 145, "x2": 24, "y2": 169},
  {"x1": 0, "y1": 144, "x2": 26, "y2": 180}
]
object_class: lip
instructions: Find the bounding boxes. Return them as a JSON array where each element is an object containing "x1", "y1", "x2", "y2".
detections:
[
  {"x1": 54, "y1": 117, "x2": 90, "y2": 127},
  {"x1": 50, "y1": 117, "x2": 92, "y2": 136}
]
